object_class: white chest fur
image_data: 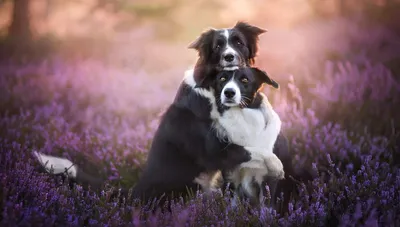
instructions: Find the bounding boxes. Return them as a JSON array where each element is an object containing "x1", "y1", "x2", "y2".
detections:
[
  {"x1": 215, "y1": 107, "x2": 267, "y2": 147},
  {"x1": 213, "y1": 95, "x2": 282, "y2": 159}
]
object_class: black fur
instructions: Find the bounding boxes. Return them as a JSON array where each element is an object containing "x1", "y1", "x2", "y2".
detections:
[{"x1": 233, "y1": 22, "x2": 267, "y2": 66}]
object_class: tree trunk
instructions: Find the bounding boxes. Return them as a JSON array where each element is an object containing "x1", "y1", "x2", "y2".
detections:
[{"x1": 8, "y1": 0, "x2": 32, "y2": 41}]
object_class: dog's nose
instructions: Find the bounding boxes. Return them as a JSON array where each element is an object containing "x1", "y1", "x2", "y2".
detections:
[
  {"x1": 224, "y1": 54, "x2": 234, "y2": 62},
  {"x1": 224, "y1": 88, "x2": 236, "y2": 98}
]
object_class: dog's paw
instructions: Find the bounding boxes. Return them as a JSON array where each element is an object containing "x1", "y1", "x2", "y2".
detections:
[{"x1": 264, "y1": 155, "x2": 285, "y2": 180}]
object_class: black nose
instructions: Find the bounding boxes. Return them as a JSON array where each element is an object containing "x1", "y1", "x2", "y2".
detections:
[
  {"x1": 224, "y1": 88, "x2": 236, "y2": 98},
  {"x1": 224, "y1": 54, "x2": 234, "y2": 62}
]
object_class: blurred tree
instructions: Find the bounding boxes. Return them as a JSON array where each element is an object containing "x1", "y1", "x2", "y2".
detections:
[{"x1": 8, "y1": 0, "x2": 32, "y2": 41}]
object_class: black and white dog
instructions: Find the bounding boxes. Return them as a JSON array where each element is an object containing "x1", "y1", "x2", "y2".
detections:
[
  {"x1": 193, "y1": 67, "x2": 284, "y2": 206},
  {"x1": 33, "y1": 22, "x2": 272, "y2": 207},
  {"x1": 187, "y1": 21, "x2": 266, "y2": 86}
]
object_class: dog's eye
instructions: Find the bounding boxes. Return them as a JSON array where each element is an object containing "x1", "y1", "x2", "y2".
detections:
[
  {"x1": 241, "y1": 78, "x2": 248, "y2": 83},
  {"x1": 237, "y1": 40, "x2": 243, "y2": 45},
  {"x1": 215, "y1": 44, "x2": 221, "y2": 50},
  {"x1": 220, "y1": 77, "x2": 226, "y2": 82}
]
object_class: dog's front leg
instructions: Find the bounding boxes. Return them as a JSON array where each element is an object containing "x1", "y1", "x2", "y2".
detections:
[
  {"x1": 259, "y1": 94, "x2": 282, "y2": 152},
  {"x1": 239, "y1": 147, "x2": 284, "y2": 206},
  {"x1": 195, "y1": 134, "x2": 251, "y2": 193},
  {"x1": 220, "y1": 169, "x2": 237, "y2": 194}
]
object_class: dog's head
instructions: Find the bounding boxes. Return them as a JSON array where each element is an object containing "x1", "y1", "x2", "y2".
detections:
[
  {"x1": 198, "y1": 67, "x2": 279, "y2": 108},
  {"x1": 189, "y1": 21, "x2": 267, "y2": 70}
]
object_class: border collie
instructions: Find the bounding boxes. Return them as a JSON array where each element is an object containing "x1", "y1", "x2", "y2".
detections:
[
  {"x1": 187, "y1": 21, "x2": 267, "y2": 87},
  {"x1": 189, "y1": 67, "x2": 284, "y2": 206},
  {"x1": 33, "y1": 22, "x2": 269, "y2": 208},
  {"x1": 175, "y1": 21, "x2": 269, "y2": 190}
]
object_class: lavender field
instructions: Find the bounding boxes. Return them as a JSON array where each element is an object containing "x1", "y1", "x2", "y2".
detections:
[{"x1": 1, "y1": 1, "x2": 400, "y2": 226}]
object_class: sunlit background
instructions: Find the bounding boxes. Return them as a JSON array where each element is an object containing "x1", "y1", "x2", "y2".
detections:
[
  {"x1": 1, "y1": 0, "x2": 400, "y2": 71},
  {"x1": 1, "y1": 0, "x2": 399, "y2": 114},
  {"x1": 1, "y1": 0, "x2": 400, "y2": 225}
]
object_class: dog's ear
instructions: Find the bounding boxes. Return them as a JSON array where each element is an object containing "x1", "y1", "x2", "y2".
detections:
[
  {"x1": 252, "y1": 67, "x2": 279, "y2": 89},
  {"x1": 188, "y1": 28, "x2": 216, "y2": 52},
  {"x1": 234, "y1": 22, "x2": 267, "y2": 63},
  {"x1": 234, "y1": 21, "x2": 267, "y2": 36}
]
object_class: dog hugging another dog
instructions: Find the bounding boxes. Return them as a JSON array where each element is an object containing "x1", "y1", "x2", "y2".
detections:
[{"x1": 33, "y1": 21, "x2": 289, "y2": 210}]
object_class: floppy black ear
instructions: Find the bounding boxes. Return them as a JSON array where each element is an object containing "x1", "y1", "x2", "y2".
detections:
[
  {"x1": 188, "y1": 28, "x2": 216, "y2": 50},
  {"x1": 252, "y1": 67, "x2": 279, "y2": 89},
  {"x1": 234, "y1": 21, "x2": 267, "y2": 36},
  {"x1": 234, "y1": 22, "x2": 267, "y2": 63}
]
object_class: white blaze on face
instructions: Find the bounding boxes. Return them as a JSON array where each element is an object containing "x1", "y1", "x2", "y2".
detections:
[
  {"x1": 221, "y1": 29, "x2": 239, "y2": 68},
  {"x1": 223, "y1": 30, "x2": 236, "y2": 56},
  {"x1": 221, "y1": 74, "x2": 241, "y2": 106}
]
